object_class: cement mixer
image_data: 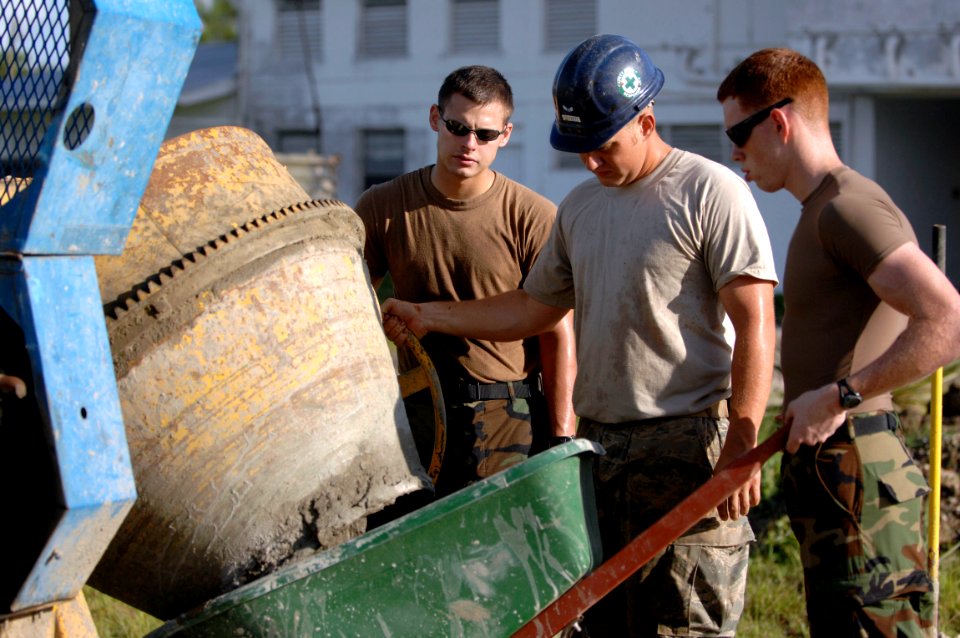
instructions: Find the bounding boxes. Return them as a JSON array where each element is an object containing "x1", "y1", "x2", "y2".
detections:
[{"x1": 87, "y1": 126, "x2": 431, "y2": 619}]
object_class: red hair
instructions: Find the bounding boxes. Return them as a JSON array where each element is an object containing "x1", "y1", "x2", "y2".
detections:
[{"x1": 717, "y1": 48, "x2": 829, "y2": 127}]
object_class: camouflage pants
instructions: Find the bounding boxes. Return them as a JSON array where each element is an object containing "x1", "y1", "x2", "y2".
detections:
[
  {"x1": 577, "y1": 416, "x2": 753, "y2": 637},
  {"x1": 781, "y1": 412, "x2": 935, "y2": 638},
  {"x1": 404, "y1": 389, "x2": 547, "y2": 498}
]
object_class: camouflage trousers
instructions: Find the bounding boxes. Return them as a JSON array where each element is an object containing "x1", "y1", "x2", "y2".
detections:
[
  {"x1": 577, "y1": 416, "x2": 753, "y2": 637},
  {"x1": 781, "y1": 412, "x2": 935, "y2": 638},
  {"x1": 404, "y1": 389, "x2": 547, "y2": 498}
]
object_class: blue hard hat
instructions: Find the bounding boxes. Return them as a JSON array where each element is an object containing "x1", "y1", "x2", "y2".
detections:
[{"x1": 550, "y1": 34, "x2": 665, "y2": 153}]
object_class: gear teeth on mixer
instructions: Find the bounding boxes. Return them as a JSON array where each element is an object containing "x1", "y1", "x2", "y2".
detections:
[{"x1": 103, "y1": 199, "x2": 350, "y2": 325}]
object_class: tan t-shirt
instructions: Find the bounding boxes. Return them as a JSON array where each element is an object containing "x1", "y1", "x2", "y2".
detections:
[
  {"x1": 524, "y1": 149, "x2": 777, "y2": 422},
  {"x1": 781, "y1": 166, "x2": 914, "y2": 410},
  {"x1": 355, "y1": 167, "x2": 557, "y2": 383}
]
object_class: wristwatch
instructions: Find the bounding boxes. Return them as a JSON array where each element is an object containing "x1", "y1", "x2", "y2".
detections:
[{"x1": 837, "y1": 378, "x2": 863, "y2": 409}]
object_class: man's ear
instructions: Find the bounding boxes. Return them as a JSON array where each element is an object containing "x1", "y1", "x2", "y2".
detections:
[
  {"x1": 638, "y1": 111, "x2": 656, "y2": 136},
  {"x1": 770, "y1": 107, "x2": 790, "y2": 141},
  {"x1": 429, "y1": 104, "x2": 440, "y2": 132},
  {"x1": 498, "y1": 122, "x2": 514, "y2": 147}
]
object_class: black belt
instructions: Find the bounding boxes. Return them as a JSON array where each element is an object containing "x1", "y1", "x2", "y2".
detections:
[
  {"x1": 831, "y1": 411, "x2": 898, "y2": 441},
  {"x1": 454, "y1": 377, "x2": 541, "y2": 402}
]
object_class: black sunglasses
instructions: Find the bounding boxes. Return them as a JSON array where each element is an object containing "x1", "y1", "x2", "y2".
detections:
[
  {"x1": 438, "y1": 110, "x2": 507, "y2": 142},
  {"x1": 725, "y1": 97, "x2": 793, "y2": 147}
]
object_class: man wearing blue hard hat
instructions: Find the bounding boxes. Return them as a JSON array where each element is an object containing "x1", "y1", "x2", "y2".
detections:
[{"x1": 382, "y1": 35, "x2": 778, "y2": 635}]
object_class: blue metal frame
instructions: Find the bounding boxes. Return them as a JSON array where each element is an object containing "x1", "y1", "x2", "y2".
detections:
[
  {"x1": 0, "y1": 0, "x2": 200, "y2": 612},
  {"x1": 0, "y1": 257, "x2": 136, "y2": 608},
  {"x1": 1, "y1": 0, "x2": 201, "y2": 255}
]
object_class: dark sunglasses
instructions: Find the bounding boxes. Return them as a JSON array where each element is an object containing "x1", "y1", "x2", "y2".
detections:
[
  {"x1": 438, "y1": 110, "x2": 507, "y2": 142},
  {"x1": 725, "y1": 97, "x2": 793, "y2": 147}
]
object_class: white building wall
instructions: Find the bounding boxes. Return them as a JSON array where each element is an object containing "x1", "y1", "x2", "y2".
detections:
[{"x1": 234, "y1": 0, "x2": 960, "y2": 287}]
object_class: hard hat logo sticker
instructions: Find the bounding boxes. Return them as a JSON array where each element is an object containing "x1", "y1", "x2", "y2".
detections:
[
  {"x1": 560, "y1": 104, "x2": 581, "y2": 122},
  {"x1": 617, "y1": 67, "x2": 642, "y2": 98}
]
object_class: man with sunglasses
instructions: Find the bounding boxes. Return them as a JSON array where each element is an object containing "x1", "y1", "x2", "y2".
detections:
[
  {"x1": 718, "y1": 48, "x2": 960, "y2": 637},
  {"x1": 382, "y1": 36, "x2": 777, "y2": 636},
  {"x1": 354, "y1": 65, "x2": 576, "y2": 502}
]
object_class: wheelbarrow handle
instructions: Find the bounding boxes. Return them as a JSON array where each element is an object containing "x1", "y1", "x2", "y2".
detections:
[{"x1": 514, "y1": 424, "x2": 789, "y2": 638}]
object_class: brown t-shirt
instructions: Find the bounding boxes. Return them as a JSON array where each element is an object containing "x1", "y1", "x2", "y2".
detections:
[
  {"x1": 781, "y1": 166, "x2": 915, "y2": 410},
  {"x1": 354, "y1": 167, "x2": 557, "y2": 383}
]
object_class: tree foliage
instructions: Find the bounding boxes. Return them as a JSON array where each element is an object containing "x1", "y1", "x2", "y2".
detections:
[{"x1": 195, "y1": 0, "x2": 237, "y2": 43}]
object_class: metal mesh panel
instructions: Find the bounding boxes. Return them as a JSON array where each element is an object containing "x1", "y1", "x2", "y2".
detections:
[{"x1": 1, "y1": 0, "x2": 93, "y2": 211}]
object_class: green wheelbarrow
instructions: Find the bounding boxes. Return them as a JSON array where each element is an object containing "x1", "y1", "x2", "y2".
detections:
[{"x1": 147, "y1": 439, "x2": 604, "y2": 637}]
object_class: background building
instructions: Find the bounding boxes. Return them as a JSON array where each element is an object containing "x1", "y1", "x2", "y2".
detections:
[{"x1": 185, "y1": 0, "x2": 960, "y2": 286}]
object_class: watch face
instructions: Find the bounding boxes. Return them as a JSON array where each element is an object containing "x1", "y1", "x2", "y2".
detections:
[
  {"x1": 838, "y1": 379, "x2": 863, "y2": 409},
  {"x1": 841, "y1": 394, "x2": 863, "y2": 409}
]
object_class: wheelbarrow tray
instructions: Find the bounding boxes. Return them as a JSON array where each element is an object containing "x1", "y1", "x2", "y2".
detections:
[{"x1": 148, "y1": 439, "x2": 604, "y2": 637}]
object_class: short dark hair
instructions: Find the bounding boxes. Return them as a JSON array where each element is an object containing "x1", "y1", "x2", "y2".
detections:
[
  {"x1": 437, "y1": 65, "x2": 514, "y2": 119},
  {"x1": 717, "y1": 48, "x2": 829, "y2": 125}
]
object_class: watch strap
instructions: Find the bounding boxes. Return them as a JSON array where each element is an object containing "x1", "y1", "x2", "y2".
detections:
[{"x1": 837, "y1": 377, "x2": 862, "y2": 408}]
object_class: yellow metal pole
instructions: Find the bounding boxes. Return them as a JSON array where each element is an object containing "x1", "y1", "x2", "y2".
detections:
[
  {"x1": 928, "y1": 224, "x2": 946, "y2": 630},
  {"x1": 929, "y1": 366, "x2": 942, "y2": 582}
]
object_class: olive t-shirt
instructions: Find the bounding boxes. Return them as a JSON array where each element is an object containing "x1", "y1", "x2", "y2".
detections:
[
  {"x1": 355, "y1": 167, "x2": 557, "y2": 383},
  {"x1": 781, "y1": 166, "x2": 915, "y2": 410}
]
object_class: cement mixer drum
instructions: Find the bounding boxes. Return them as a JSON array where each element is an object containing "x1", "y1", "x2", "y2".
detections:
[{"x1": 88, "y1": 127, "x2": 428, "y2": 618}]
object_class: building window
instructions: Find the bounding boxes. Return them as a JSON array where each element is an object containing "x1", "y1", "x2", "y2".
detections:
[
  {"x1": 555, "y1": 151, "x2": 586, "y2": 171},
  {"x1": 358, "y1": 0, "x2": 407, "y2": 59},
  {"x1": 362, "y1": 129, "x2": 405, "y2": 189},
  {"x1": 663, "y1": 124, "x2": 726, "y2": 164},
  {"x1": 451, "y1": 0, "x2": 499, "y2": 53},
  {"x1": 830, "y1": 121, "x2": 843, "y2": 159},
  {"x1": 277, "y1": 0, "x2": 322, "y2": 64},
  {"x1": 544, "y1": 0, "x2": 596, "y2": 52}
]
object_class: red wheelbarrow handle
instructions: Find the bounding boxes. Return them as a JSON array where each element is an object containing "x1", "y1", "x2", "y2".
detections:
[{"x1": 514, "y1": 424, "x2": 789, "y2": 638}]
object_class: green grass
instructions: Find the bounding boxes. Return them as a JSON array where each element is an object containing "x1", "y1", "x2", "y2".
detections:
[
  {"x1": 84, "y1": 587, "x2": 161, "y2": 637},
  {"x1": 940, "y1": 545, "x2": 960, "y2": 634},
  {"x1": 741, "y1": 540, "x2": 810, "y2": 637}
]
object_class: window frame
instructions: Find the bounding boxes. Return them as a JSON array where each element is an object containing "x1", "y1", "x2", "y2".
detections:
[
  {"x1": 544, "y1": 0, "x2": 597, "y2": 53},
  {"x1": 357, "y1": 0, "x2": 408, "y2": 59},
  {"x1": 450, "y1": 0, "x2": 500, "y2": 54},
  {"x1": 361, "y1": 127, "x2": 406, "y2": 190}
]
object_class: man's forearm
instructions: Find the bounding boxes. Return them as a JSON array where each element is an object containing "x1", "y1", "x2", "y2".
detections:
[
  {"x1": 848, "y1": 315, "x2": 960, "y2": 402},
  {"x1": 537, "y1": 311, "x2": 577, "y2": 437},
  {"x1": 850, "y1": 242, "x2": 960, "y2": 401},
  {"x1": 726, "y1": 323, "x2": 774, "y2": 449},
  {"x1": 715, "y1": 278, "x2": 775, "y2": 518},
  {"x1": 718, "y1": 278, "x2": 777, "y2": 452},
  {"x1": 383, "y1": 289, "x2": 568, "y2": 342}
]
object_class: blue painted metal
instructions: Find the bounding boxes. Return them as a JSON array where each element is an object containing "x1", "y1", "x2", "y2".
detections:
[
  {"x1": 0, "y1": 257, "x2": 137, "y2": 610},
  {"x1": 0, "y1": 0, "x2": 202, "y2": 255},
  {"x1": 0, "y1": 0, "x2": 201, "y2": 614}
]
